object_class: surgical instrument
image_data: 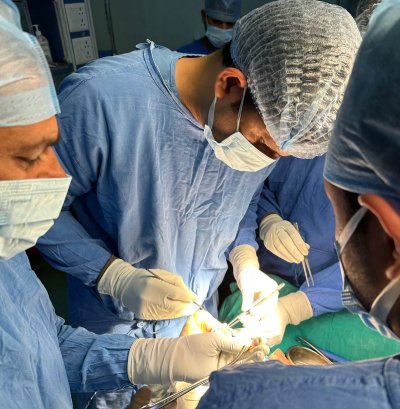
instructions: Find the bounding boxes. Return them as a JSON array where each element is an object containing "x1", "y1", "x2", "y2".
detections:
[
  {"x1": 293, "y1": 223, "x2": 314, "y2": 286},
  {"x1": 227, "y1": 282, "x2": 285, "y2": 328},
  {"x1": 296, "y1": 336, "x2": 333, "y2": 363},
  {"x1": 140, "y1": 346, "x2": 249, "y2": 409},
  {"x1": 286, "y1": 346, "x2": 331, "y2": 365},
  {"x1": 146, "y1": 269, "x2": 205, "y2": 310}
]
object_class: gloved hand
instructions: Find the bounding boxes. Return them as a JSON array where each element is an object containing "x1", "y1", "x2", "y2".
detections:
[
  {"x1": 238, "y1": 291, "x2": 313, "y2": 346},
  {"x1": 128, "y1": 332, "x2": 269, "y2": 385},
  {"x1": 97, "y1": 257, "x2": 197, "y2": 320},
  {"x1": 173, "y1": 338, "x2": 269, "y2": 409},
  {"x1": 259, "y1": 213, "x2": 310, "y2": 263},
  {"x1": 229, "y1": 245, "x2": 278, "y2": 314}
]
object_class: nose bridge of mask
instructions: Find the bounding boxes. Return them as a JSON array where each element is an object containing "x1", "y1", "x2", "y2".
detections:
[{"x1": 337, "y1": 207, "x2": 368, "y2": 254}]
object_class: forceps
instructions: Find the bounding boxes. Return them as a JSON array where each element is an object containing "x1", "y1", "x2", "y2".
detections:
[
  {"x1": 146, "y1": 269, "x2": 205, "y2": 311},
  {"x1": 293, "y1": 223, "x2": 314, "y2": 287},
  {"x1": 139, "y1": 346, "x2": 249, "y2": 409},
  {"x1": 226, "y1": 282, "x2": 285, "y2": 328}
]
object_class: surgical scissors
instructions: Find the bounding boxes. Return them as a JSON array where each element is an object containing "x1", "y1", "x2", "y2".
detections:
[
  {"x1": 226, "y1": 282, "x2": 285, "y2": 328},
  {"x1": 139, "y1": 346, "x2": 249, "y2": 409},
  {"x1": 293, "y1": 223, "x2": 314, "y2": 286}
]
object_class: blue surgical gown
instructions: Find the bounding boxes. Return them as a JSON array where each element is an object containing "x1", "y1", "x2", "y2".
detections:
[
  {"x1": 234, "y1": 156, "x2": 342, "y2": 316},
  {"x1": 0, "y1": 252, "x2": 134, "y2": 408},
  {"x1": 37, "y1": 42, "x2": 271, "y2": 345},
  {"x1": 178, "y1": 38, "x2": 214, "y2": 54},
  {"x1": 197, "y1": 357, "x2": 400, "y2": 409}
]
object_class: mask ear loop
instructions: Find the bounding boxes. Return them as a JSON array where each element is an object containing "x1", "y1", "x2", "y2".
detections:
[
  {"x1": 207, "y1": 97, "x2": 217, "y2": 130},
  {"x1": 236, "y1": 86, "x2": 247, "y2": 132},
  {"x1": 370, "y1": 276, "x2": 400, "y2": 322},
  {"x1": 336, "y1": 207, "x2": 368, "y2": 254}
]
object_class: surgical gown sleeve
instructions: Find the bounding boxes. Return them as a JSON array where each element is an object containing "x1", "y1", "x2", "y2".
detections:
[
  {"x1": 228, "y1": 180, "x2": 265, "y2": 253},
  {"x1": 37, "y1": 73, "x2": 114, "y2": 286},
  {"x1": 257, "y1": 180, "x2": 282, "y2": 219},
  {"x1": 57, "y1": 315, "x2": 134, "y2": 392},
  {"x1": 298, "y1": 262, "x2": 343, "y2": 316}
]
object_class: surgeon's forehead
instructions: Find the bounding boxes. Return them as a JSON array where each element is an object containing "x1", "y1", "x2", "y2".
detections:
[{"x1": 0, "y1": 117, "x2": 59, "y2": 153}]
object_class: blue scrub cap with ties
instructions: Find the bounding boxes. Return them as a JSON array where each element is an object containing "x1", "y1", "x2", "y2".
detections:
[{"x1": 205, "y1": 0, "x2": 242, "y2": 23}]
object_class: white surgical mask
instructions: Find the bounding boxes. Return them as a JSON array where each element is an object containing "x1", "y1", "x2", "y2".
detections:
[
  {"x1": 0, "y1": 176, "x2": 71, "y2": 260},
  {"x1": 204, "y1": 88, "x2": 276, "y2": 172},
  {"x1": 335, "y1": 206, "x2": 400, "y2": 339},
  {"x1": 205, "y1": 23, "x2": 233, "y2": 49}
]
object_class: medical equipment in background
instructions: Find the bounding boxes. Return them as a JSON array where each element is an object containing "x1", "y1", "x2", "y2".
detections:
[
  {"x1": 32, "y1": 24, "x2": 53, "y2": 64},
  {"x1": 293, "y1": 222, "x2": 314, "y2": 286},
  {"x1": 14, "y1": 0, "x2": 98, "y2": 72},
  {"x1": 53, "y1": 0, "x2": 98, "y2": 70}
]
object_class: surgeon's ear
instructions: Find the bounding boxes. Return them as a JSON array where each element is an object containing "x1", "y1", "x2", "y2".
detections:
[
  {"x1": 214, "y1": 68, "x2": 247, "y2": 103},
  {"x1": 359, "y1": 193, "x2": 400, "y2": 280}
]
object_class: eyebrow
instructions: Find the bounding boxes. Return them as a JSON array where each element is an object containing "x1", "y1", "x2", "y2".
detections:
[{"x1": 12, "y1": 133, "x2": 60, "y2": 154}]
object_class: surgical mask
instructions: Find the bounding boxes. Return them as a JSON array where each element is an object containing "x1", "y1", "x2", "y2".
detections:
[
  {"x1": 205, "y1": 23, "x2": 233, "y2": 49},
  {"x1": 0, "y1": 176, "x2": 71, "y2": 260},
  {"x1": 204, "y1": 88, "x2": 276, "y2": 172},
  {"x1": 335, "y1": 206, "x2": 400, "y2": 339}
]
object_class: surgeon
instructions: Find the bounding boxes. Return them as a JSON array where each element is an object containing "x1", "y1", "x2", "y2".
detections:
[
  {"x1": 198, "y1": 1, "x2": 400, "y2": 407},
  {"x1": 36, "y1": 0, "x2": 360, "y2": 407},
  {"x1": 0, "y1": 2, "x2": 264, "y2": 408},
  {"x1": 227, "y1": 0, "x2": 382, "y2": 345},
  {"x1": 229, "y1": 155, "x2": 341, "y2": 345},
  {"x1": 178, "y1": 0, "x2": 242, "y2": 55}
]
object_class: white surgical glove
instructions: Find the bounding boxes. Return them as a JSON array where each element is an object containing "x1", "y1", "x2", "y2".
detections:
[
  {"x1": 259, "y1": 213, "x2": 310, "y2": 263},
  {"x1": 173, "y1": 337, "x2": 269, "y2": 409},
  {"x1": 242, "y1": 291, "x2": 313, "y2": 346},
  {"x1": 128, "y1": 333, "x2": 269, "y2": 385},
  {"x1": 98, "y1": 257, "x2": 196, "y2": 320},
  {"x1": 229, "y1": 244, "x2": 278, "y2": 313}
]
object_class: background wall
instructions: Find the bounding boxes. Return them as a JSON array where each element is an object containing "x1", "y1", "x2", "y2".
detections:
[{"x1": 90, "y1": 0, "x2": 359, "y2": 56}]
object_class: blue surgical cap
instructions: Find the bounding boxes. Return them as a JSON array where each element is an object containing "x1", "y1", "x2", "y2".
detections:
[
  {"x1": 0, "y1": 0, "x2": 59, "y2": 127},
  {"x1": 231, "y1": 0, "x2": 361, "y2": 159},
  {"x1": 324, "y1": 0, "x2": 400, "y2": 209},
  {"x1": 205, "y1": 0, "x2": 242, "y2": 23}
]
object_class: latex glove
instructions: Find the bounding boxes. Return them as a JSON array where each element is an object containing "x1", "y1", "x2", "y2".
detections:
[
  {"x1": 128, "y1": 332, "x2": 269, "y2": 385},
  {"x1": 229, "y1": 245, "x2": 279, "y2": 314},
  {"x1": 238, "y1": 291, "x2": 313, "y2": 346},
  {"x1": 172, "y1": 342, "x2": 270, "y2": 409},
  {"x1": 259, "y1": 213, "x2": 310, "y2": 263},
  {"x1": 98, "y1": 258, "x2": 196, "y2": 320}
]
